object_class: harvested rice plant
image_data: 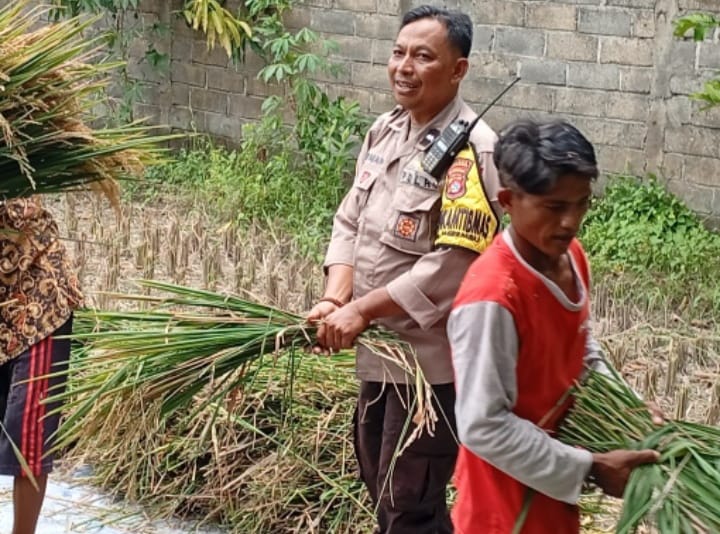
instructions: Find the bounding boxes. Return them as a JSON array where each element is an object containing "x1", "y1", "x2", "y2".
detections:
[{"x1": 3, "y1": 1, "x2": 720, "y2": 533}]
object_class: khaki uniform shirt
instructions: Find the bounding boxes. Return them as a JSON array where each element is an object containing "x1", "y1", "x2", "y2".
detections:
[
  {"x1": 0, "y1": 197, "x2": 83, "y2": 364},
  {"x1": 325, "y1": 96, "x2": 500, "y2": 384}
]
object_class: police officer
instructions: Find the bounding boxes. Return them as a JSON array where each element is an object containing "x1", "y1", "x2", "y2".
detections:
[{"x1": 308, "y1": 6, "x2": 502, "y2": 533}]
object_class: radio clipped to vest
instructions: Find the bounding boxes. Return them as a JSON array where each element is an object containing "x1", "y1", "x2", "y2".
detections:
[{"x1": 421, "y1": 77, "x2": 521, "y2": 180}]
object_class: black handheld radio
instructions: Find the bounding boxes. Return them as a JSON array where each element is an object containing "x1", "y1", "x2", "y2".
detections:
[{"x1": 421, "y1": 77, "x2": 521, "y2": 180}]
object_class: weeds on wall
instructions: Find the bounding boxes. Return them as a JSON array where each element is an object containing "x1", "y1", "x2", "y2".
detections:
[{"x1": 674, "y1": 12, "x2": 720, "y2": 109}]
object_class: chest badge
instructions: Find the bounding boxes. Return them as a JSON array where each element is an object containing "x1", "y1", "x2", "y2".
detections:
[{"x1": 394, "y1": 214, "x2": 419, "y2": 241}]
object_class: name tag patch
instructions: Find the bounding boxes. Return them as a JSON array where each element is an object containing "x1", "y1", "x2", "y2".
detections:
[{"x1": 400, "y1": 167, "x2": 438, "y2": 191}]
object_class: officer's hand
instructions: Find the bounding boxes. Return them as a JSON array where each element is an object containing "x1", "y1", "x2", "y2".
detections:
[
  {"x1": 319, "y1": 303, "x2": 369, "y2": 353},
  {"x1": 307, "y1": 301, "x2": 339, "y2": 324},
  {"x1": 307, "y1": 301, "x2": 341, "y2": 355},
  {"x1": 591, "y1": 449, "x2": 660, "y2": 498}
]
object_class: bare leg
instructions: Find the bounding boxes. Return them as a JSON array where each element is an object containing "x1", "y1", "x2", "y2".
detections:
[{"x1": 13, "y1": 474, "x2": 48, "y2": 534}]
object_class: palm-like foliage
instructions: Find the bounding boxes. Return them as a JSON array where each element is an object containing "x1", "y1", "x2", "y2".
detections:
[
  {"x1": 560, "y1": 370, "x2": 720, "y2": 533},
  {"x1": 0, "y1": 2, "x2": 176, "y2": 201}
]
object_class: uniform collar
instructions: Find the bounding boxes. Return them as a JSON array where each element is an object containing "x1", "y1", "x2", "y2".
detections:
[{"x1": 387, "y1": 95, "x2": 464, "y2": 159}]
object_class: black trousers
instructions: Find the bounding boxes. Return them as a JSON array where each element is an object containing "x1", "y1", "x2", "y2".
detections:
[{"x1": 354, "y1": 381, "x2": 458, "y2": 534}]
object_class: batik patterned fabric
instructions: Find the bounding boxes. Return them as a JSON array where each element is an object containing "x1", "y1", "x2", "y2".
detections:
[{"x1": 0, "y1": 198, "x2": 83, "y2": 363}]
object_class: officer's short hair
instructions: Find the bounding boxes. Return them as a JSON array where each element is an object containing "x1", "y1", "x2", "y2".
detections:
[
  {"x1": 493, "y1": 119, "x2": 599, "y2": 194},
  {"x1": 400, "y1": 5, "x2": 473, "y2": 58}
]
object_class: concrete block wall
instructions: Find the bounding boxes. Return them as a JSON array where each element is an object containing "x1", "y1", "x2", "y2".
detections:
[{"x1": 8, "y1": 0, "x2": 720, "y2": 218}]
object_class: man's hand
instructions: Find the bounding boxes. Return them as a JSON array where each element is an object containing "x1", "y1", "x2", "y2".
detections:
[
  {"x1": 317, "y1": 303, "x2": 370, "y2": 353},
  {"x1": 591, "y1": 449, "x2": 660, "y2": 498}
]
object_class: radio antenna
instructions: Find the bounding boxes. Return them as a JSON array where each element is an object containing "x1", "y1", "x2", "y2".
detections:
[{"x1": 468, "y1": 76, "x2": 521, "y2": 130}]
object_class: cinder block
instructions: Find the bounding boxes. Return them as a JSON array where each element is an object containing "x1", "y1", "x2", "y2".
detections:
[
  {"x1": 607, "y1": 0, "x2": 655, "y2": 6},
  {"x1": 206, "y1": 66, "x2": 246, "y2": 94},
  {"x1": 190, "y1": 88, "x2": 228, "y2": 114},
  {"x1": 665, "y1": 125, "x2": 720, "y2": 158},
  {"x1": 667, "y1": 180, "x2": 714, "y2": 214},
  {"x1": 554, "y1": 87, "x2": 609, "y2": 117},
  {"x1": 171, "y1": 83, "x2": 191, "y2": 106},
  {"x1": 246, "y1": 77, "x2": 285, "y2": 98},
  {"x1": 526, "y1": 4, "x2": 577, "y2": 31},
  {"x1": 333, "y1": 35, "x2": 374, "y2": 62},
  {"x1": 469, "y1": 1, "x2": 525, "y2": 26},
  {"x1": 619, "y1": 66, "x2": 653, "y2": 94},
  {"x1": 282, "y1": 8, "x2": 311, "y2": 30},
  {"x1": 334, "y1": 0, "x2": 375, "y2": 11},
  {"x1": 668, "y1": 41, "x2": 699, "y2": 74},
  {"x1": 191, "y1": 40, "x2": 229, "y2": 67},
  {"x1": 325, "y1": 84, "x2": 373, "y2": 111},
  {"x1": 546, "y1": 31, "x2": 598, "y2": 62},
  {"x1": 666, "y1": 97, "x2": 692, "y2": 128},
  {"x1": 310, "y1": 8, "x2": 354, "y2": 35},
  {"x1": 167, "y1": 106, "x2": 197, "y2": 131},
  {"x1": 633, "y1": 9, "x2": 655, "y2": 38},
  {"x1": 204, "y1": 111, "x2": 243, "y2": 140},
  {"x1": 126, "y1": 58, "x2": 165, "y2": 84},
  {"x1": 660, "y1": 153, "x2": 685, "y2": 180},
  {"x1": 170, "y1": 61, "x2": 206, "y2": 87},
  {"x1": 685, "y1": 156, "x2": 720, "y2": 188},
  {"x1": 370, "y1": 90, "x2": 396, "y2": 114},
  {"x1": 495, "y1": 27, "x2": 545, "y2": 56},
  {"x1": 519, "y1": 58, "x2": 567, "y2": 85},
  {"x1": 567, "y1": 62, "x2": 621, "y2": 90},
  {"x1": 356, "y1": 13, "x2": 399, "y2": 39},
  {"x1": 132, "y1": 103, "x2": 162, "y2": 124},
  {"x1": 372, "y1": 39, "x2": 394, "y2": 64},
  {"x1": 597, "y1": 145, "x2": 647, "y2": 174},
  {"x1": 670, "y1": 71, "x2": 717, "y2": 96},
  {"x1": 600, "y1": 37, "x2": 653, "y2": 66},
  {"x1": 578, "y1": 7, "x2": 633, "y2": 37},
  {"x1": 171, "y1": 38, "x2": 192, "y2": 60},
  {"x1": 689, "y1": 101, "x2": 720, "y2": 129},
  {"x1": 472, "y1": 25, "x2": 495, "y2": 53},
  {"x1": 699, "y1": 42, "x2": 720, "y2": 69},
  {"x1": 678, "y1": 0, "x2": 720, "y2": 10},
  {"x1": 377, "y1": 0, "x2": 401, "y2": 15},
  {"x1": 605, "y1": 92, "x2": 650, "y2": 121},
  {"x1": 228, "y1": 95, "x2": 265, "y2": 119},
  {"x1": 468, "y1": 52, "x2": 519, "y2": 79},
  {"x1": 570, "y1": 116, "x2": 646, "y2": 148},
  {"x1": 503, "y1": 83, "x2": 555, "y2": 111},
  {"x1": 352, "y1": 63, "x2": 389, "y2": 89}
]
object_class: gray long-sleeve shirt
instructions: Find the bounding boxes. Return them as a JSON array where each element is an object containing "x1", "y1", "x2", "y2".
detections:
[{"x1": 448, "y1": 231, "x2": 611, "y2": 504}]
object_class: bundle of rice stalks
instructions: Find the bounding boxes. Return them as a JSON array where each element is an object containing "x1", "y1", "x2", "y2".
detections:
[
  {"x1": 49, "y1": 281, "x2": 436, "y2": 532},
  {"x1": 0, "y1": 2, "x2": 177, "y2": 201},
  {"x1": 560, "y1": 370, "x2": 720, "y2": 534}
]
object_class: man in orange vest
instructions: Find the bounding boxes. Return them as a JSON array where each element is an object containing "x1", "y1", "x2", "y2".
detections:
[{"x1": 448, "y1": 119, "x2": 661, "y2": 534}]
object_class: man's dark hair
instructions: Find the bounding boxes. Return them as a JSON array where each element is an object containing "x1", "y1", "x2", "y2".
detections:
[
  {"x1": 493, "y1": 119, "x2": 598, "y2": 195},
  {"x1": 401, "y1": 5, "x2": 473, "y2": 58}
]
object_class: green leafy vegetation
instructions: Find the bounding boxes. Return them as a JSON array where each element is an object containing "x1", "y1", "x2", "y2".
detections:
[{"x1": 581, "y1": 176, "x2": 720, "y2": 316}]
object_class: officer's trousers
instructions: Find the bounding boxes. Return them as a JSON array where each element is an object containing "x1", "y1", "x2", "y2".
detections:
[{"x1": 354, "y1": 381, "x2": 458, "y2": 534}]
